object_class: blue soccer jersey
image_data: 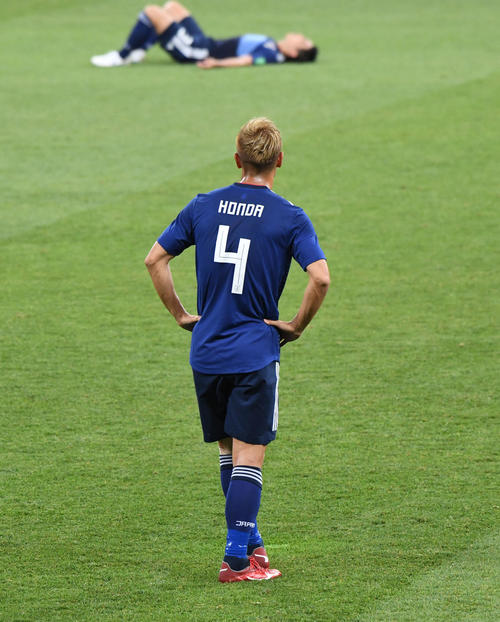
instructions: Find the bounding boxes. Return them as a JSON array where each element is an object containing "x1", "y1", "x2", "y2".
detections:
[
  {"x1": 236, "y1": 35, "x2": 285, "y2": 64},
  {"x1": 157, "y1": 183, "x2": 325, "y2": 374},
  {"x1": 158, "y1": 16, "x2": 285, "y2": 65}
]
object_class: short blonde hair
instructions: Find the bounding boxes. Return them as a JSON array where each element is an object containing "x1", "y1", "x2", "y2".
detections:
[{"x1": 236, "y1": 117, "x2": 282, "y2": 171}]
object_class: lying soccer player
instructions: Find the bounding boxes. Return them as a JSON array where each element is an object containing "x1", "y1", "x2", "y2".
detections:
[{"x1": 91, "y1": 1, "x2": 318, "y2": 68}]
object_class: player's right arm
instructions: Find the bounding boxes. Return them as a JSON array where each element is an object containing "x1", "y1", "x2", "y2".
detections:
[
  {"x1": 145, "y1": 242, "x2": 200, "y2": 332},
  {"x1": 197, "y1": 55, "x2": 253, "y2": 69},
  {"x1": 264, "y1": 259, "x2": 330, "y2": 346}
]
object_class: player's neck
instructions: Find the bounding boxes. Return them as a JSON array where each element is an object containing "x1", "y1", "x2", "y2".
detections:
[{"x1": 238, "y1": 169, "x2": 276, "y2": 190}]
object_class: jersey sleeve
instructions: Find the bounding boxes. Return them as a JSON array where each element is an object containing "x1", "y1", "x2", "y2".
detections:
[
  {"x1": 157, "y1": 198, "x2": 196, "y2": 256},
  {"x1": 291, "y1": 208, "x2": 326, "y2": 270},
  {"x1": 251, "y1": 39, "x2": 285, "y2": 65}
]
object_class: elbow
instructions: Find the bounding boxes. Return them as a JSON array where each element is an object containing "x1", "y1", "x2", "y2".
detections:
[
  {"x1": 312, "y1": 270, "x2": 331, "y2": 292},
  {"x1": 307, "y1": 259, "x2": 330, "y2": 293},
  {"x1": 144, "y1": 252, "x2": 160, "y2": 272},
  {"x1": 145, "y1": 245, "x2": 172, "y2": 272},
  {"x1": 317, "y1": 275, "x2": 330, "y2": 293}
]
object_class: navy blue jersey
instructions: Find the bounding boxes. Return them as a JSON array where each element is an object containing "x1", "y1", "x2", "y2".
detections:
[{"x1": 157, "y1": 183, "x2": 325, "y2": 374}]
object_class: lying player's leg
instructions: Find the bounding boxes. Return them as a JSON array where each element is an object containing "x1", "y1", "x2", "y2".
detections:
[
  {"x1": 156, "y1": 3, "x2": 211, "y2": 63},
  {"x1": 144, "y1": 4, "x2": 176, "y2": 34},
  {"x1": 162, "y1": 1, "x2": 191, "y2": 21},
  {"x1": 91, "y1": 5, "x2": 161, "y2": 67}
]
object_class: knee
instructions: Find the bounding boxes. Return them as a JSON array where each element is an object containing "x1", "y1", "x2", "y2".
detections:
[
  {"x1": 144, "y1": 4, "x2": 171, "y2": 31},
  {"x1": 232, "y1": 440, "x2": 266, "y2": 469},
  {"x1": 163, "y1": 1, "x2": 181, "y2": 10},
  {"x1": 163, "y1": 1, "x2": 190, "y2": 20},
  {"x1": 144, "y1": 5, "x2": 160, "y2": 19}
]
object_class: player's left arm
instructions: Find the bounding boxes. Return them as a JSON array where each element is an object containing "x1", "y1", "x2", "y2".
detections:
[
  {"x1": 264, "y1": 259, "x2": 330, "y2": 346},
  {"x1": 197, "y1": 55, "x2": 253, "y2": 69},
  {"x1": 145, "y1": 241, "x2": 200, "y2": 331}
]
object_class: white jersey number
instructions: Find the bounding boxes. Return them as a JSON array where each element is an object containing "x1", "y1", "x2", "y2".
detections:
[{"x1": 214, "y1": 225, "x2": 251, "y2": 295}]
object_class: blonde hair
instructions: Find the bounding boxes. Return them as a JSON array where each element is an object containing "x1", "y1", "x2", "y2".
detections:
[{"x1": 236, "y1": 117, "x2": 282, "y2": 171}]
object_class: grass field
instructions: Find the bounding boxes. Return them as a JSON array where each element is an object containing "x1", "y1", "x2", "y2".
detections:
[{"x1": 1, "y1": 0, "x2": 499, "y2": 620}]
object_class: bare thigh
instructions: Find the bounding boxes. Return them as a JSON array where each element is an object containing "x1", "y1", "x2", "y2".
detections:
[
  {"x1": 163, "y1": 1, "x2": 191, "y2": 20},
  {"x1": 144, "y1": 5, "x2": 175, "y2": 34}
]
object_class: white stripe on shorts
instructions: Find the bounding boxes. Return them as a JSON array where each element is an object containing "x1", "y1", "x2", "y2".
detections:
[
  {"x1": 166, "y1": 27, "x2": 209, "y2": 60},
  {"x1": 272, "y1": 362, "x2": 280, "y2": 431}
]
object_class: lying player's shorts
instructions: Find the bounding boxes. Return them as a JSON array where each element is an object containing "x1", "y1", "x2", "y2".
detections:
[
  {"x1": 192, "y1": 361, "x2": 280, "y2": 445},
  {"x1": 158, "y1": 16, "x2": 211, "y2": 63}
]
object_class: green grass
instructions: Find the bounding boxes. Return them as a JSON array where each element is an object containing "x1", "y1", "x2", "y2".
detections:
[{"x1": 1, "y1": 1, "x2": 499, "y2": 620}]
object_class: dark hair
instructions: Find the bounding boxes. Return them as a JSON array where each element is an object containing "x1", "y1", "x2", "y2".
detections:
[{"x1": 284, "y1": 46, "x2": 318, "y2": 63}]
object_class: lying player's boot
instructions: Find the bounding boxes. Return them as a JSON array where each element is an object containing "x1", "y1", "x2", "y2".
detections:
[
  {"x1": 219, "y1": 556, "x2": 280, "y2": 582},
  {"x1": 90, "y1": 50, "x2": 129, "y2": 68},
  {"x1": 128, "y1": 49, "x2": 146, "y2": 64},
  {"x1": 247, "y1": 544, "x2": 270, "y2": 568}
]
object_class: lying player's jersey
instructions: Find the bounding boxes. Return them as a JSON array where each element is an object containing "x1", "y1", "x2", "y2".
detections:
[
  {"x1": 210, "y1": 34, "x2": 285, "y2": 64},
  {"x1": 159, "y1": 16, "x2": 285, "y2": 64},
  {"x1": 237, "y1": 34, "x2": 285, "y2": 64}
]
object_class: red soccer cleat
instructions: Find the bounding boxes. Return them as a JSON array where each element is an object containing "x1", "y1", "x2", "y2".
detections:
[
  {"x1": 218, "y1": 557, "x2": 281, "y2": 582},
  {"x1": 263, "y1": 567, "x2": 282, "y2": 579},
  {"x1": 248, "y1": 545, "x2": 270, "y2": 569}
]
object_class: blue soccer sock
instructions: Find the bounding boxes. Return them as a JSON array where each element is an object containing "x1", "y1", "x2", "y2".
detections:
[
  {"x1": 143, "y1": 29, "x2": 159, "y2": 51},
  {"x1": 224, "y1": 466, "x2": 263, "y2": 566},
  {"x1": 248, "y1": 527, "x2": 264, "y2": 549},
  {"x1": 119, "y1": 12, "x2": 156, "y2": 59},
  {"x1": 219, "y1": 456, "x2": 264, "y2": 551},
  {"x1": 219, "y1": 453, "x2": 233, "y2": 496}
]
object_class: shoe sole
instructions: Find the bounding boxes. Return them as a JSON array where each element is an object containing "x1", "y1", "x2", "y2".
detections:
[{"x1": 219, "y1": 569, "x2": 281, "y2": 582}]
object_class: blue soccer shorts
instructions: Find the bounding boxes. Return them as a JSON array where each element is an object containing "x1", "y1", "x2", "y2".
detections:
[
  {"x1": 192, "y1": 361, "x2": 280, "y2": 445},
  {"x1": 158, "y1": 16, "x2": 211, "y2": 62}
]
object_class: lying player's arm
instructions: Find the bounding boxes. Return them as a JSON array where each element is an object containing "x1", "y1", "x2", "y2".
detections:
[
  {"x1": 197, "y1": 55, "x2": 253, "y2": 69},
  {"x1": 145, "y1": 241, "x2": 200, "y2": 331},
  {"x1": 264, "y1": 259, "x2": 330, "y2": 346}
]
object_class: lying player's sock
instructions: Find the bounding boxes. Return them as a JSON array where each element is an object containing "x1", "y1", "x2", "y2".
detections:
[
  {"x1": 224, "y1": 466, "x2": 263, "y2": 566},
  {"x1": 143, "y1": 29, "x2": 159, "y2": 51},
  {"x1": 119, "y1": 12, "x2": 156, "y2": 59}
]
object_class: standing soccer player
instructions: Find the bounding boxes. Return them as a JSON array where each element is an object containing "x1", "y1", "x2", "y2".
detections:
[{"x1": 145, "y1": 118, "x2": 329, "y2": 582}]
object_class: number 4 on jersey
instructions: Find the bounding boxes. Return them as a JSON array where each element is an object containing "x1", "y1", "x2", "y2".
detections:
[{"x1": 214, "y1": 225, "x2": 251, "y2": 295}]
